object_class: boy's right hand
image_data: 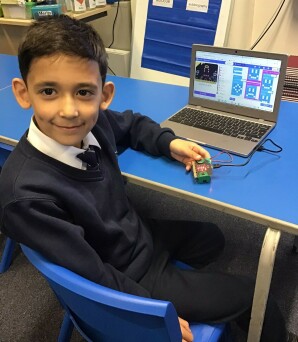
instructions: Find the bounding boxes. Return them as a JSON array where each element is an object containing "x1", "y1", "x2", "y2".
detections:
[{"x1": 178, "y1": 317, "x2": 193, "y2": 342}]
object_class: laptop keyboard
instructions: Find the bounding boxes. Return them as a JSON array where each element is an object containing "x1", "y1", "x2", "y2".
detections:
[{"x1": 169, "y1": 108, "x2": 271, "y2": 142}]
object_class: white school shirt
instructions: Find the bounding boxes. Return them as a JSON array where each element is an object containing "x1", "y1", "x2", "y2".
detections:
[{"x1": 27, "y1": 117, "x2": 101, "y2": 170}]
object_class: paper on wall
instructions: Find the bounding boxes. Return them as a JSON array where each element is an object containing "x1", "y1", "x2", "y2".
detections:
[
  {"x1": 152, "y1": 0, "x2": 173, "y2": 8},
  {"x1": 186, "y1": 0, "x2": 209, "y2": 13}
]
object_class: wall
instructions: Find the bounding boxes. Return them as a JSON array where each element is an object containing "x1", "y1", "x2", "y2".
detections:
[
  {"x1": 91, "y1": 1, "x2": 132, "y2": 50},
  {"x1": 251, "y1": 0, "x2": 298, "y2": 54},
  {"x1": 130, "y1": 0, "x2": 233, "y2": 86},
  {"x1": 0, "y1": 7, "x2": 115, "y2": 55},
  {"x1": 130, "y1": 0, "x2": 298, "y2": 84},
  {"x1": 92, "y1": 1, "x2": 132, "y2": 76},
  {"x1": 226, "y1": 0, "x2": 298, "y2": 54},
  {"x1": 225, "y1": 0, "x2": 255, "y2": 49}
]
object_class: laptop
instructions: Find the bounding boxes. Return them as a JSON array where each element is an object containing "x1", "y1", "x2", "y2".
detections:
[{"x1": 161, "y1": 44, "x2": 288, "y2": 157}]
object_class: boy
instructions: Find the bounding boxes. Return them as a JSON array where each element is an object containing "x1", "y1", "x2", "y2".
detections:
[{"x1": 0, "y1": 16, "x2": 287, "y2": 342}]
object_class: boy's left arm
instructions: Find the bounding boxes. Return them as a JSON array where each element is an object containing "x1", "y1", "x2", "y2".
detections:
[
  {"x1": 101, "y1": 110, "x2": 209, "y2": 166},
  {"x1": 169, "y1": 139, "x2": 210, "y2": 171}
]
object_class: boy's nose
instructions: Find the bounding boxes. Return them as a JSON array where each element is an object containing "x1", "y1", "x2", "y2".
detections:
[{"x1": 59, "y1": 97, "x2": 79, "y2": 118}]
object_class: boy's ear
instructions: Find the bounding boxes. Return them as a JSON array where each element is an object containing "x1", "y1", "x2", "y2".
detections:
[
  {"x1": 100, "y1": 81, "x2": 115, "y2": 110},
  {"x1": 12, "y1": 78, "x2": 32, "y2": 109}
]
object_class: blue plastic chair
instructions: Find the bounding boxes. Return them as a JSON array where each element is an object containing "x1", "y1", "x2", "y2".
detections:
[
  {"x1": 20, "y1": 244, "x2": 230, "y2": 342},
  {"x1": 0, "y1": 236, "x2": 16, "y2": 273}
]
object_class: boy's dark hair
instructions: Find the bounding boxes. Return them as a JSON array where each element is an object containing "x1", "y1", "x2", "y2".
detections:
[{"x1": 18, "y1": 15, "x2": 108, "y2": 84}]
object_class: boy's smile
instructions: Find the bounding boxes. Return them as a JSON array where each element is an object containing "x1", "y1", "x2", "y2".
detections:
[{"x1": 13, "y1": 54, "x2": 114, "y2": 148}]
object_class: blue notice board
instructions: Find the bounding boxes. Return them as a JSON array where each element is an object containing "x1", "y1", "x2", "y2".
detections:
[{"x1": 142, "y1": 0, "x2": 223, "y2": 78}]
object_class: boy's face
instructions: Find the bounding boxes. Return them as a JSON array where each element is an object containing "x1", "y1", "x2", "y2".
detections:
[{"x1": 12, "y1": 54, "x2": 114, "y2": 148}]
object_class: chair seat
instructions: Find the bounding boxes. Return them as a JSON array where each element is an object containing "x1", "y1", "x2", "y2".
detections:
[{"x1": 21, "y1": 244, "x2": 231, "y2": 342}]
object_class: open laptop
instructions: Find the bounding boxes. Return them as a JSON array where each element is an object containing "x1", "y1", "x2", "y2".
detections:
[{"x1": 161, "y1": 45, "x2": 288, "y2": 157}]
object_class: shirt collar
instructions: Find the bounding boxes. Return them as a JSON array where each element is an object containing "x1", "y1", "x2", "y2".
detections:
[{"x1": 27, "y1": 117, "x2": 101, "y2": 169}]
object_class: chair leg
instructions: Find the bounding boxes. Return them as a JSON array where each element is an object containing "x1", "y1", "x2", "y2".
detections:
[
  {"x1": 58, "y1": 312, "x2": 74, "y2": 342},
  {"x1": 248, "y1": 228, "x2": 280, "y2": 342},
  {"x1": 0, "y1": 237, "x2": 16, "y2": 273}
]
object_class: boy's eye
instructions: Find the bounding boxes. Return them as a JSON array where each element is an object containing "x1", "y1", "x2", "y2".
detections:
[
  {"x1": 41, "y1": 88, "x2": 55, "y2": 96},
  {"x1": 77, "y1": 89, "x2": 93, "y2": 97}
]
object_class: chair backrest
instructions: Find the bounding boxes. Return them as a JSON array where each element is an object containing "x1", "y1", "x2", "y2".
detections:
[{"x1": 20, "y1": 244, "x2": 182, "y2": 342}]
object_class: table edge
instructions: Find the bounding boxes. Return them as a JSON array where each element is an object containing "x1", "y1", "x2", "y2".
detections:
[{"x1": 121, "y1": 172, "x2": 298, "y2": 235}]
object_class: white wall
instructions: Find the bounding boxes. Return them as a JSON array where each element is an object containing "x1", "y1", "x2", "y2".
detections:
[
  {"x1": 225, "y1": 0, "x2": 255, "y2": 49},
  {"x1": 91, "y1": 1, "x2": 132, "y2": 50},
  {"x1": 131, "y1": 0, "x2": 136, "y2": 22},
  {"x1": 226, "y1": 0, "x2": 298, "y2": 54},
  {"x1": 251, "y1": 0, "x2": 298, "y2": 54}
]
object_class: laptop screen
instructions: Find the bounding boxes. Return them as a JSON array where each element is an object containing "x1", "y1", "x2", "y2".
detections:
[{"x1": 192, "y1": 50, "x2": 283, "y2": 113}]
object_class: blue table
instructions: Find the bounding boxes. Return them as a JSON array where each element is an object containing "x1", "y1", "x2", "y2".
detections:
[{"x1": 0, "y1": 54, "x2": 297, "y2": 342}]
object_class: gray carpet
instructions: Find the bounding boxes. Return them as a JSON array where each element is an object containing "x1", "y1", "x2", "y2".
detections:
[{"x1": 0, "y1": 183, "x2": 297, "y2": 341}]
